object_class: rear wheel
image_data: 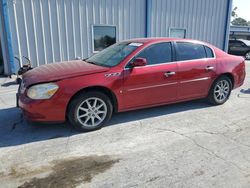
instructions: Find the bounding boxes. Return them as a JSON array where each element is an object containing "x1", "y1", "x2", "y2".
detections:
[
  {"x1": 207, "y1": 76, "x2": 232, "y2": 105},
  {"x1": 68, "y1": 91, "x2": 113, "y2": 131},
  {"x1": 245, "y1": 51, "x2": 250, "y2": 60}
]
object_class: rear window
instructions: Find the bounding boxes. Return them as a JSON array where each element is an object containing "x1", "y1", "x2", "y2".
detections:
[{"x1": 176, "y1": 42, "x2": 206, "y2": 61}]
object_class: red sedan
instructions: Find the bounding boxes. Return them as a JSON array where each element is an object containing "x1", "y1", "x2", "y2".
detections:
[{"x1": 18, "y1": 38, "x2": 246, "y2": 131}]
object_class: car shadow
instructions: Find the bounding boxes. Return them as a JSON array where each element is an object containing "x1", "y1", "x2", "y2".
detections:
[
  {"x1": 240, "y1": 88, "x2": 250, "y2": 94},
  {"x1": 0, "y1": 99, "x2": 211, "y2": 148}
]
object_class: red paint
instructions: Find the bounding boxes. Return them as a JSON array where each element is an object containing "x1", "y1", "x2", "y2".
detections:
[{"x1": 18, "y1": 38, "x2": 246, "y2": 122}]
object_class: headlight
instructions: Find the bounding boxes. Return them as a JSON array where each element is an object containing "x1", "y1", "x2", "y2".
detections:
[{"x1": 27, "y1": 83, "x2": 59, "y2": 99}]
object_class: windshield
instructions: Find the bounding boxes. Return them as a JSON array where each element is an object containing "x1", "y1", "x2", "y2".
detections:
[{"x1": 85, "y1": 42, "x2": 143, "y2": 67}]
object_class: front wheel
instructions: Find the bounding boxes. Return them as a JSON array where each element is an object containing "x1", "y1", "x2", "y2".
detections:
[
  {"x1": 207, "y1": 76, "x2": 232, "y2": 105},
  {"x1": 68, "y1": 91, "x2": 113, "y2": 131}
]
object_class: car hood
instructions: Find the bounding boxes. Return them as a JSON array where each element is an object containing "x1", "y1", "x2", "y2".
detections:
[{"x1": 23, "y1": 60, "x2": 109, "y2": 86}]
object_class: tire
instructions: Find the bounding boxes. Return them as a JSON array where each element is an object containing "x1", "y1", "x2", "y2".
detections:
[
  {"x1": 68, "y1": 91, "x2": 113, "y2": 132},
  {"x1": 207, "y1": 76, "x2": 232, "y2": 105},
  {"x1": 245, "y1": 51, "x2": 250, "y2": 60}
]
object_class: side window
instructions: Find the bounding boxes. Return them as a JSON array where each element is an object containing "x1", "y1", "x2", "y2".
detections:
[
  {"x1": 136, "y1": 42, "x2": 172, "y2": 65},
  {"x1": 234, "y1": 41, "x2": 245, "y2": 47},
  {"x1": 238, "y1": 41, "x2": 246, "y2": 47},
  {"x1": 204, "y1": 46, "x2": 214, "y2": 58},
  {"x1": 176, "y1": 42, "x2": 206, "y2": 61}
]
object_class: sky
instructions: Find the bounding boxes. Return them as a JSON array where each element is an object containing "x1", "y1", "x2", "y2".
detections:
[{"x1": 233, "y1": 0, "x2": 250, "y2": 21}]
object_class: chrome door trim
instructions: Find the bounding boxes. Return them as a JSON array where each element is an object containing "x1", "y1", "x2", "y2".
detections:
[
  {"x1": 180, "y1": 77, "x2": 211, "y2": 84},
  {"x1": 127, "y1": 82, "x2": 178, "y2": 92}
]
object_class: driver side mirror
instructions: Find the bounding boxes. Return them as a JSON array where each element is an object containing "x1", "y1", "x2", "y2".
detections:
[{"x1": 131, "y1": 58, "x2": 147, "y2": 67}]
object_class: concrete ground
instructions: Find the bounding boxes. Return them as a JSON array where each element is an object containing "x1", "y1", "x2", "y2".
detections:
[{"x1": 0, "y1": 62, "x2": 250, "y2": 188}]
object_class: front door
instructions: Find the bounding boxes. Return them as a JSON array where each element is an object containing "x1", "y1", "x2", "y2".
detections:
[{"x1": 121, "y1": 42, "x2": 178, "y2": 110}]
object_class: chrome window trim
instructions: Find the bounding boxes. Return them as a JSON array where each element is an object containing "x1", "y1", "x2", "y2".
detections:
[{"x1": 123, "y1": 41, "x2": 216, "y2": 70}]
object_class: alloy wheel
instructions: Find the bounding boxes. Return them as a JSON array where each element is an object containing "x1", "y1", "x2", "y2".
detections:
[
  {"x1": 76, "y1": 97, "x2": 107, "y2": 128},
  {"x1": 213, "y1": 80, "x2": 230, "y2": 102},
  {"x1": 246, "y1": 52, "x2": 250, "y2": 60}
]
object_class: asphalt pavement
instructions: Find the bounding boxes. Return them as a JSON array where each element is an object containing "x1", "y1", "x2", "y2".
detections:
[{"x1": 0, "y1": 62, "x2": 250, "y2": 188}]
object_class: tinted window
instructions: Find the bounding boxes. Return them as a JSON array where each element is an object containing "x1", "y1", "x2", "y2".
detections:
[
  {"x1": 176, "y1": 42, "x2": 206, "y2": 61},
  {"x1": 136, "y1": 42, "x2": 172, "y2": 65},
  {"x1": 230, "y1": 40, "x2": 245, "y2": 47},
  {"x1": 93, "y1": 25, "x2": 116, "y2": 52},
  {"x1": 204, "y1": 46, "x2": 214, "y2": 58}
]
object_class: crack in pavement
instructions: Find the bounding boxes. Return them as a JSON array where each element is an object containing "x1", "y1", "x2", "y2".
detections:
[{"x1": 154, "y1": 127, "x2": 248, "y2": 174}]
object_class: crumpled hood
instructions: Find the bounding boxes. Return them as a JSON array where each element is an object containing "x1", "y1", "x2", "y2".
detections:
[{"x1": 23, "y1": 60, "x2": 109, "y2": 86}]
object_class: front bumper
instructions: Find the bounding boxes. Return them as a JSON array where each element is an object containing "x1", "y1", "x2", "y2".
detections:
[{"x1": 17, "y1": 89, "x2": 66, "y2": 123}]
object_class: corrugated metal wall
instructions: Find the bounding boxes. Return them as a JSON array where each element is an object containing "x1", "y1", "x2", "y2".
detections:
[
  {"x1": 5, "y1": 0, "x2": 229, "y2": 69},
  {"x1": 7, "y1": 0, "x2": 146, "y2": 67},
  {"x1": 149, "y1": 0, "x2": 228, "y2": 49}
]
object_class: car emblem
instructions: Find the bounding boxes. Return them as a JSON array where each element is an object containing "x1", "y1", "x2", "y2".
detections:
[{"x1": 105, "y1": 72, "x2": 121, "y2": 77}]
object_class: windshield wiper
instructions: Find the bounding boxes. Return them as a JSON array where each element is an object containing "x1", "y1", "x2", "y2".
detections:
[
  {"x1": 85, "y1": 61, "x2": 97, "y2": 65},
  {"x1": 85, "y1": 60, "x2": 111, "y2": 68}
]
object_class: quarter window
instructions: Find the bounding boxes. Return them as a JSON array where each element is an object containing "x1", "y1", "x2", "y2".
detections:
[
  {"x1": 176, "y1": 42, "x2": 206, "y2": 61},
  {"x1": 135, "y1": 42, "x2": 172, "y2": 65},
  {"x1": 204, "y1": 46, "x2": 214, "y2": 58}
]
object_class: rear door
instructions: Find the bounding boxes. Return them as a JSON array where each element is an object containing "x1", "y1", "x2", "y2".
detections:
[
  {"x1": 121, "y1": 42, "x2": 178, "y2": 109},
  {"x1": 174, "y1": 42, "x2": 217, "y2": 100}
]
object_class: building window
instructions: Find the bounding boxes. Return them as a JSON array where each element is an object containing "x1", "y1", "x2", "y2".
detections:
[
  {"x1": 92, "y1": 25, "x2": 116, "y2": 52},
  {"x1": 169, "y1": 28, "x2": 186, "y2": 38}
]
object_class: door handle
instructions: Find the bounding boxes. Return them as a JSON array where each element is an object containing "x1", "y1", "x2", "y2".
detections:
[
  {"x1": 164, "y1": 71, "x2": 176, "y2": 77},
  {"x1": 205, "y1": 66, "x2": 214, "y2": 71}
]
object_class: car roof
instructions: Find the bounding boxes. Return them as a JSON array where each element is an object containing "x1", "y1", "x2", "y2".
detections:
[
  {"x1": 238, "y1": 39, "x2": 250, "y2": 45},
  {"x1": 123, "y1": 37, "x2": 207, "y2": 45}
]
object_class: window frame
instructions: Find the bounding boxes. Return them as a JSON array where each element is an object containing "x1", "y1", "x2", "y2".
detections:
[
  {"x1": 173, "y1": 42, "x2": 216, "y2": 62},
  {"x1": 125, "y1": 42, "x2": 174, "y2": 69},
  {"x1": 169, "y1": 28, "x2": 187, "y2": 38},
  {"x1": 204, "y1": 46, "x2": 215, "y2": 59},
  {"x1": 91, "y1": 24, "x2": 117, "y2": 53}
]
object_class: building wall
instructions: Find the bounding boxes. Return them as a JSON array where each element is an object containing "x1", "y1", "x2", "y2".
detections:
[
  {"x1": 7, "y1": 0, "x2": 145, "y2": 67},
  {"x1": 148, "y1": 0, "x2": 229, "y2": 50},
  {"x1": 0, "y1": 0, "x2": 12, "y2": 74},
  {"x1": 230, "y1": 26, "x2": 250, "y2": 40},
  {"x1": 3, "y1": 0, "x2": 231, "y2": 71}
]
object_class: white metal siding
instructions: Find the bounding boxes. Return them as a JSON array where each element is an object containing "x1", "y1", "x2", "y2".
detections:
[
  {"x1": 149, "y1": 0, "x2": 228, "y2": 49},
  {"x1": 7, "y1": 0, "x2": 146, "y2": 67},
  {"x1": 5, "y1": 0, "x2": 229, "y2": 69}
]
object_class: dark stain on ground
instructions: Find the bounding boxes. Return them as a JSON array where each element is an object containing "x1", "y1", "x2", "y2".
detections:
[
  {"x1": 194, "y1": 170, "x2": 204, "y2": 176},
  {"x1": 18, "y1": 155, "x2": 119, "y2": 188}
]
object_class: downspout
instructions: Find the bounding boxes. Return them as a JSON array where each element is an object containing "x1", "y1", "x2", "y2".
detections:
[
  {"x1": 1, "y1": 0, "x2": 15, "y2": 75},
  {"x1": 145, "y1": 0, "x2": 152, "y2": 37},
  {"x1": 223, "y1": 0, "x2": 233, "y2": 52}
]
